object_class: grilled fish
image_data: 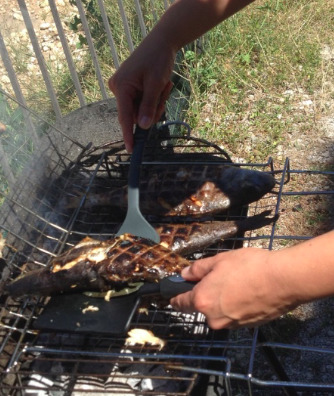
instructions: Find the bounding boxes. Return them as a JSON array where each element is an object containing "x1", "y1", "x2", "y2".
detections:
[
  {"x1": 66, "y1": 164, "x2": 276, "y2": 217},
  {"x1": 157, "y1": 211, "x2": 277, "y2": 256},
  {"x1": 5, "y1": 211, "x2": 276, "y2": 297},
  {"x1": 5, "y1": 234, "x2": 191, "y2": 297}
]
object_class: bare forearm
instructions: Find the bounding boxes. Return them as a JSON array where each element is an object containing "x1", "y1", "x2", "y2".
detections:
[
  {"x1": 148, "y1": 0, "x2": 255, "y2": 53},
  {"x1": 170, "y1": 230, "x2": 334, "y2": 329},
  {"x1": 272, "y1": 230, "x2": 334, "y2": 304}
]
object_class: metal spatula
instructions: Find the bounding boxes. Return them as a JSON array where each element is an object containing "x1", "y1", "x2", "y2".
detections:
[{"x1": 116, "y1": 125, "x2": 160, "y2": 243}]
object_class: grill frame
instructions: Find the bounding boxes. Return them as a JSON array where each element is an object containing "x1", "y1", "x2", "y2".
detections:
[{"x1": 0, "y1": 115, "x2": 334, "y2": 395}]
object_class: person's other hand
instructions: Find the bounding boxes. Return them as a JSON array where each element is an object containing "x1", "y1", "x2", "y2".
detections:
[{"x1": 109, "y1": 35, "x2": 175, "y2": 152}]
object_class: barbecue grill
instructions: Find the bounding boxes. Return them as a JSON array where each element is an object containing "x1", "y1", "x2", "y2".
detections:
[{"x1": 1, "y1": 95, "x2": 334, "y2": 395}]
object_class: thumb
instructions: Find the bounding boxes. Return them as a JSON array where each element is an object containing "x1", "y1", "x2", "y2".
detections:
[{"x1": 181, "y1": 257, "x2": 217, "y2": 281}]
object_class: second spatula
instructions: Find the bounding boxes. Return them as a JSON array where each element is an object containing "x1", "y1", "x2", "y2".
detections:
[{"x1": 116, "y1": 125, "x2": 160, "y2": 243}]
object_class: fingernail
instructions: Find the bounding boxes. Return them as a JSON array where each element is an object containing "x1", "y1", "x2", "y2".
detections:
[{"x1": 139, "y1": 116, "x2": 152, "y2": 129}]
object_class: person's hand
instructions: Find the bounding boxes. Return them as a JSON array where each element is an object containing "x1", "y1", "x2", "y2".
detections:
[
  {"x1": 170, "y1": 248, "x2": 299, "y2": 329},
  {"x1": 109, "y1": 35, "x2": 175, "y2": 152}
]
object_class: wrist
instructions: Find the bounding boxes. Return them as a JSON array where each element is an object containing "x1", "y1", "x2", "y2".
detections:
[{"x1": 269, "y1": 250, "x2": 306, "y2": 307}]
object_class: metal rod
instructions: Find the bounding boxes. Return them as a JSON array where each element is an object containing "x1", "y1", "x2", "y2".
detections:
[
  {"x1": 97, "y1": 0, "x2": 120, "y2": 69},
  {"x1": 257, "y1": 328, "x2": 299, "y2": 396},
  {"x1": 149, "y1": 0, "x2": 158, "y2": 22},
  {"x1": 0, "y1": 88, "x2": 86, "y2": 148},
  {"x1": 0, "y1": 136, "x2": 15, "y2": 187},
  {"x1": 117, "y1": 0, "x2": 134, "y2": 52},
  {"x1": 17, "y1": 0, "x2": 62, "y2": 120},
  {"x1": 133, "y1": 0, "x2": 147, "y2": 38},
  {"x1": 75, "y1": 0, "x2": 109, "y2": 99},
  {"x1": 48, "y1": 0, "x2": 86, "y2": 107},
  {"x1": 0, "y1": 29, "x2": 39, "y2": 146},
  {"x1": 268, "y1": 156, "x2": 290, "y2": 250}
]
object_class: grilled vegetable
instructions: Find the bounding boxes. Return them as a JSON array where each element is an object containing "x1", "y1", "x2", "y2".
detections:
[
  {"x1": 66, "y1": 164, "x2": 276, "y2": 217},
  {"x1": 5, "y1": 234, "x2": 191, "y2": 297}
]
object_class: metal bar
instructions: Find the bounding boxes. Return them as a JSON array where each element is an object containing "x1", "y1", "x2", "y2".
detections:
[
  {"x1": 3, "y1": 299, "x2": 40, "y2": 372},
  {"x1": 257, "y1": 328, "x2": 299, "y2": 396},
  {"x1": 58, "y1": 152, "x2": 107, "y2": 243},
  {"x1": 0, "y1": 88, "x2": 86, "y2": 148},
  {"x1": 48, "y1": 0, "x2": 86, "y2": 107},
  {"x1": 149, "y1": 0, "x2": 158, "y2": 22},
  {"x1": 23, "y1": 346, "x2": 235, "y2": 362},
  {"x1": 133, "y1": 0, "x2": 147, "y2": 38},
  {"x1": 0, "y1": 29, "x2": 39, "y2": 146},
  {"x1": 268, "y1": 157, "x2": 290, "y2": 250},
  {"x1": 17, "y1": 0, "x2": 62, "y2": 120},
  {"x1": 75, "y1": 0, "x2": 109, "y2": 99},
  {"x1": 287, "y1": 169, "x2": 334, "y2": 175},
  {"x1": 117, "y1": 0, "x2": 134, "y2": 52},
  {"x1": 259, "y1": 341, "x2": 334, "y2": 355},
  {"x1": 283, "y1": 190, "x2": 334, "y2": 196},
  {"x1": 97, "y1": 0, "x2": 120, "y2": 69},
  {"x1": 0, "y1": 140, "x2": 15, "y2": 187},
  {"x1": 0, "y1": 223, "x2": 58, "y2": 260}
]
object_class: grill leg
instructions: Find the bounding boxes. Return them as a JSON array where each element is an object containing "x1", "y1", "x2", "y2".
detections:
[{"x1": 257, "y1": 328, "x2": 298, "y2": 396}]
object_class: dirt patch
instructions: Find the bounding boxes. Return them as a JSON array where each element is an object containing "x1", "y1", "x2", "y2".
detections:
[{"x1": 0, "y1": 0, "x2": 82, "y2": 94}]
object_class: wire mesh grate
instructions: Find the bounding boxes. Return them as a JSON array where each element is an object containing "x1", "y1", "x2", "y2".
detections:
[{"x1": 0, "y1": 107, "x2": 333, "y2": 395}]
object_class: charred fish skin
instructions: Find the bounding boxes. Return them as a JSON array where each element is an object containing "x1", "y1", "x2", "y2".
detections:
[
  {"x1": 156, "y1": 210, "x2": 277, "y2": 256},
  {"x1": 4, "y1": 263, "x2": 106, "y2": 298},
  {"x1": 5, "y1": 211, "x2": 277, "y2": 297},
  {"x1": 5, "y1": 234, "x2": 191, "y2": 297},
  {"x1": 66, "y1": 164, "x2": 276, "y2": 217},
  {"x1": 101, "y1": 234, "x2": 190, "y2": 282}
]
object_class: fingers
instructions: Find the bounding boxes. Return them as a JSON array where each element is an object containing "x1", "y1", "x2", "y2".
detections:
[
  {"x1": 181, "y1": 255, "x2": 220, "y2": 281},
  {"x1": 170, "y1": 290, "x2": 197, "y2": 314},
  {"x1": 170, "y1": 288, "x2": 237, "y2": 329},
  {"x1": 172, "y1": 256, "x2": 221, "y2": 312},
  {"x1": 138, "y1": 80, "x2": 174, "y2": 129},
  {"x1": 109, "y1": 76, "x2": 173, "y2": 152}
]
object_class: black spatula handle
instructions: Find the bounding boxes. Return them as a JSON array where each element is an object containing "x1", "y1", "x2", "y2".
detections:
[
  {"x1": 128, "y1": 125, "x2": 149, "y2": 189},
  {"x1": 159, "y1": 275, "x2": 196, "y2": 299}
]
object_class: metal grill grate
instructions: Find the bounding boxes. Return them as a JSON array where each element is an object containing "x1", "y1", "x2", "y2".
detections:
[{"x1": 0, "y1": 104, "x2": 334, "y2": 395}]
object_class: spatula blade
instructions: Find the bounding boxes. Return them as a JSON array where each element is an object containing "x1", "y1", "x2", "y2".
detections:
[
  {"x1": 117, "y1": 206, "x2": 160, "y2": 243},
  {"x1": 116, "y1": 126, "x2": 160, "y2": 243}
]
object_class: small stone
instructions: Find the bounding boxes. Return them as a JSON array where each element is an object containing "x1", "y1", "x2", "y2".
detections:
[
  {"x1": 1, "y1": 75, "x2": 10, "y2": 84},
  {"x1": 40, "y1": 22, "x2": 50, "y2": 30},
  {"x1": 13, "y1": 13, "x2": 23, "y2": 21},
  {"x1": 301, "y1": 99, "x2": 313, "y2": 106}
]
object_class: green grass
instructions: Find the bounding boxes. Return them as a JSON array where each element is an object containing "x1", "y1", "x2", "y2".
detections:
[{"x1": 178, "y1": 0, "x2": 334, "y2": 162}]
